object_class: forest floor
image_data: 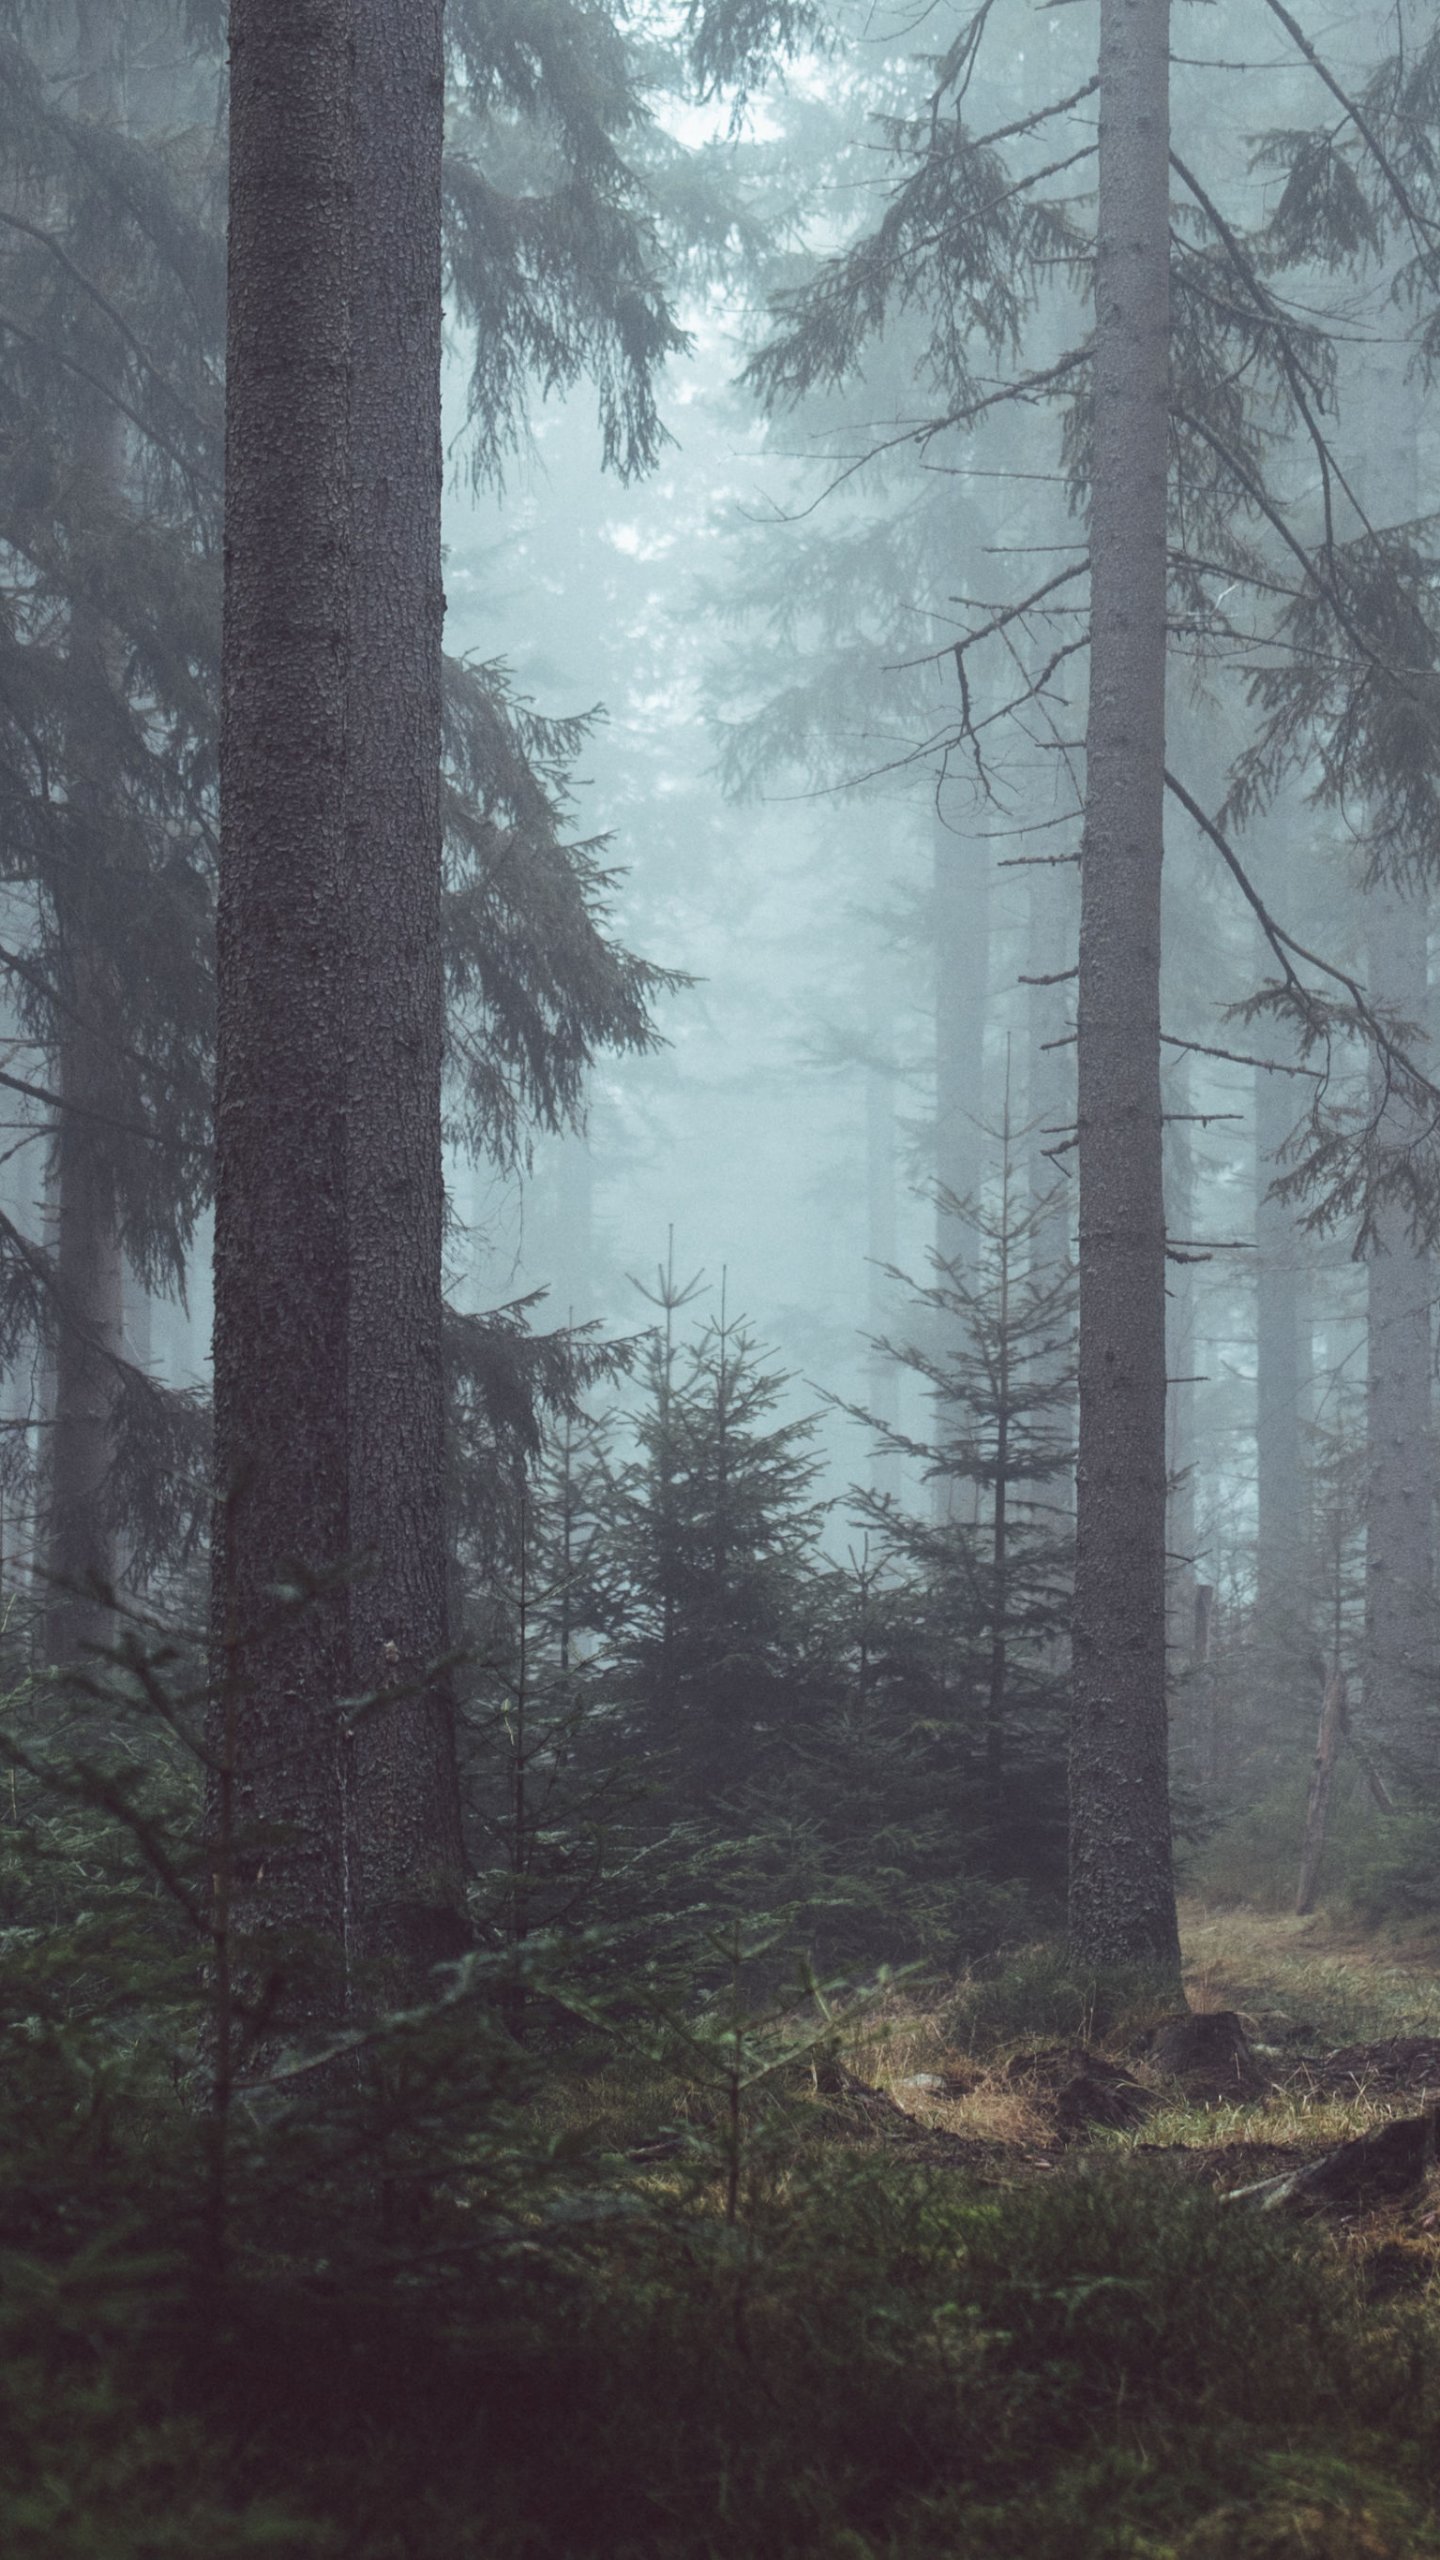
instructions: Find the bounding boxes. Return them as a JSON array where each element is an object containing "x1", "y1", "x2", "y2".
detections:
[
  {"x1": 475, "y1": 1900, "x2": 1440, "y2": 2556},
  {"x1": 565, "y1": 1898, "x2": 1440, "y2": 2191},
  {"x1": 19, "y1": 1900, "x2": 1440, "y2": 2559},
  {"x1": 841, "y1": 1899, "x2": 1440, "y2": 2176}
]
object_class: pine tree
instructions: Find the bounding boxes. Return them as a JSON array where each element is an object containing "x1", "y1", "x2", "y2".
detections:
[
  {"x1": 844, "y1": 1095, "x2": 1076, "y2": 1881},
  {"x1": 601, "y1": 1268, "x2": 829, "y2": 1805}
]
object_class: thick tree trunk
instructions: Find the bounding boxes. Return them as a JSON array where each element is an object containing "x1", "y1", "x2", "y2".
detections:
[
  {"x1": 1363, "y1": 884, "x2": 1433, "y2": 1777},
  {"x1": 211, "y1": 0, "x2": 355, "y2": 1999},
  {"x1": 1068, "y1": 0, "x2": 1180, "y2": 1975},
  {"x1": 343, "y1": 0, "x2": 468, "y2": 1982}
]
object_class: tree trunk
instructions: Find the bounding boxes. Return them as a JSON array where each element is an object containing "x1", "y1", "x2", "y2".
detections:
[
  {"x1": 1363, "y1": 884, "x2": 1433, "y2": 1778},
  {"x1": 211, "y1": 0, "x2": 355, "y2": 2003},
  {"x1": 933, "y1": 796, "x2": 989, "y2": 1521},
  {"x1": 865, "y1": 951, "x2": 901, "y2": 1496},
  {"x1": 343, "y1": 0, "x2": 468, "y2": 1984},
  {"x1": 1347, "y1": 173, "x2": 1433, "y2": 1785},
  {"x1": 1164, "y1": 1052, "x2": 1197, "y2": 1662},
  {"x1": 1295, "y1": 1666, "x2": 1346, "y2": 1917},
  {"x1": 1068, "y1": 0, "x2": 1181, "y2": 1975},
  {"x1": 1254, "y1": 871, "x2": 1310, "y2": 1623},
  {"x1": 933, "y1": 797, "x2": 988, "y2": 1268},
  {"x1": 552, "y1": 1129, "x2": 596, "y2": 1325}
]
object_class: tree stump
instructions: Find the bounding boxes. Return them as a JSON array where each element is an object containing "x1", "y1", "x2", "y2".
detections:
[
  {"x1": 1053, "y1": 2053, "x2": 1154, "y2": 2141},
  {"x1": 1229, "y1": 2108, "x2": 1438, "y2": 2215},
  {"x1": 1149, "y1": 2010, "x2": 1262, "y2": 2100}
]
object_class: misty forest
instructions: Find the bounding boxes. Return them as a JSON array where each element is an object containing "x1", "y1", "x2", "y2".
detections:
[{"x1": 22, "y1": 0, "x2": 1440, "y2": 2551}]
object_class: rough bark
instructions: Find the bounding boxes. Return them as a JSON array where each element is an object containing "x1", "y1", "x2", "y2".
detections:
[
  {"x1": 210, "y1": 0, "x2": 355, "y2": 1995},
  {"x1": 1068, "y1": 0, "x2": 1180, "y2": 1975},
  {"x1": 1363, "y1": 885, "x2": 1434, "y2": 1775},
  {"x1": 343, "y1": 0, "x2": 468, "y2": 1982}
]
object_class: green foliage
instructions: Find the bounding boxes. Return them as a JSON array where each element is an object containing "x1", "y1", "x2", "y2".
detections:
[
  {"x1": 4, "y1": 1647, "x2": 1440, "y2": 2557},
  {"x1": 943, "y1": 1939, "x2": 1179, "y2": 2054},
  {"x1": 1339, "y1": 1800, "x2": 1440, "y2": 1927},
  {"x1": 597, "y1": 1276, "x2": 831, "y2": 1794},
  {"x1": 459, "y1": 1214, "x2": 1075, "y2": 1983},
  {"x1": 1182, "y1": 1774, "x2": 1320, "y2": 1913}
]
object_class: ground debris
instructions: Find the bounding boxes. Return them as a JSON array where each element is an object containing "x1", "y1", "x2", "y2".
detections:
[
  {"x1": 1293, "y1": 2037, "x2": 1440, "y2": 2100},
  {"x1": 1226, "y1": 2107, "x2": 1438, "y2": 2215},
  {"x1": 997, "y1": 2042, "x2": 1154, "y2": 2140},
  {"x1": 809, "y1": 2059, "x2": 984, "y2": 2147},
  {"x1": 1054, "y1": 2053, "x2": 1155, "y2": 2141}
]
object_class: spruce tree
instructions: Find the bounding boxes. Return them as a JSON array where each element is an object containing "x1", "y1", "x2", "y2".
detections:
[
  {"x1": 843, "y1": 1104, "x2": 1075, "y2": 1900},
  {"x1": 601, "y1": 1270, "x2": 829, "y2": 1804}
]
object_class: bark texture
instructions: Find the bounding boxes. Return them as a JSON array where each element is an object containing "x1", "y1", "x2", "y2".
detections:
[
  {"x1": 343, "y1": 0, "x2": 467, "y2": 1979},
  {"x1": 1068, "y1": 0, "x2": 1180, "y2": 1974},
  {"x1": 211, "y1": 0, "x2": 356, "y2": 1988}
]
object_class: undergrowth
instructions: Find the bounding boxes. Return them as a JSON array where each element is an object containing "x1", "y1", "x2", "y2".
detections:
[{"x1": 5, "y1": 1659, "x2": 1440, "y2": 2559}]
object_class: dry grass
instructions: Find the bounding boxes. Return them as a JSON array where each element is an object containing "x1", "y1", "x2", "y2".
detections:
[
  {"x1": 1181, "y1": 1899, "x2": 1440, "y2": 2045},
  {"x1": 533, "y1": 1903, "x2": 1440, "y2": 2176}
]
